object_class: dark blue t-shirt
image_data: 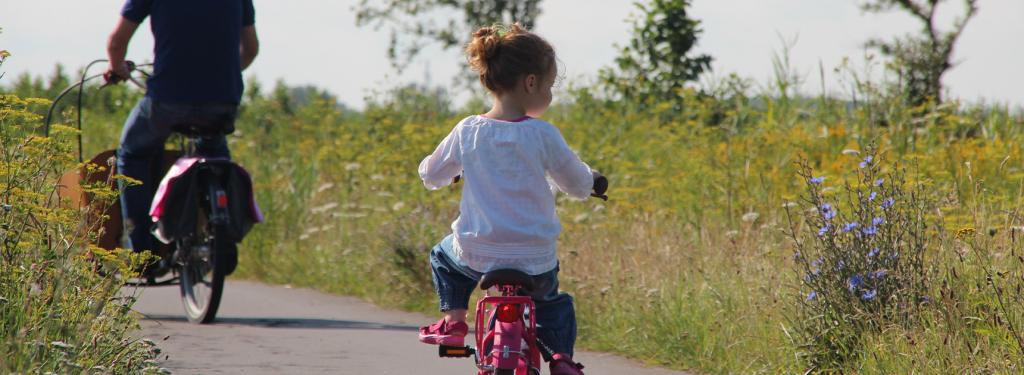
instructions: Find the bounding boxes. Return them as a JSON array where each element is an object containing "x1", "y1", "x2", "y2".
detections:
[{"x1": 122, "y1": 0, "x2": 255, "y2": 104}]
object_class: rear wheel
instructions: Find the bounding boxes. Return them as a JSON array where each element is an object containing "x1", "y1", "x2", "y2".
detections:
[{"x1": 178, "y1": 210, "x2": 228, "y2": 324}]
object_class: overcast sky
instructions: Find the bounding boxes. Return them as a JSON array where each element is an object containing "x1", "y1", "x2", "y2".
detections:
[{"x1": 1, "y1": 0, "x2": 1021, "y2": 109}]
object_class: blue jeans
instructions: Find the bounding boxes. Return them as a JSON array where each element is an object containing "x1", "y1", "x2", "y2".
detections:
[
  {"x1": 429, "y1": 235, "x2": 578, "y2": 357},
  {"x1": 117, "y1": 97, "x2": 236, "y2": 253}
]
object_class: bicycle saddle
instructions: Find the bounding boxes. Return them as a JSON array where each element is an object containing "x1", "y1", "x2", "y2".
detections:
[{"x1": 479, "y1": 269, "x2": 535, "y2": 292}]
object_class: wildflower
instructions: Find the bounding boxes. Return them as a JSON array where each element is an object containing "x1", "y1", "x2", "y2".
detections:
[
  {"x1": 859, "y1": 155, "x2": 874, "y2": 168},
  {"x1": 741, "y1": 212, "x2": 759, "y2": 222},
  {"x1": 872, "y1": 217, "x2": 885, "y2": 226},
  {"x1": 869, "y1": 191, "x2": 877, "y2": 201},
  {"x1": 874, "y1": 178, "x2": 884, "y2": 187},
  {"x1": 867, "y1": 247, "x2": 879, "y2": 258},
  {"x1": 881, "y1": 197, "x2": 895, "y2": 210},
  {"x1": 807, "y1": 290, "x2": 818, "y2": 301},
  {"x1": 841, "y1": 222, "x2": 860, "y2": 233},
  {"x1": 818, "y1": 225, "x2": 831, "y2": 237},
  {"x1": 834, "y1": 260, "x2": 846, "y2": 272},
  {"x1": 862, "y1": 226, "x2": 878, "y2": 236},
  {"x1": 819, "y1": 203, "x2": 836, "y2": 220},
  {"x1": 955, "y1": 227, "x2": 976, "y2": 240},
  {"x1": 869, "y1": 269, "x2": 888, "y2": 279},
  {"x1": 811, "y1": 258, "x2": 823, "y2": 270},
  {"x1": 793, "y1": 251, "x2": 802, "y2": 260},
  {"x1": 848, "y1": 274, "x2": 864, "y2": 292},
  {"x1": 810, "y1": 176, "x2": 825, "y2": 185},
  {"x1": 861, "y1": 289, "x2": 877, "y2": 301}
]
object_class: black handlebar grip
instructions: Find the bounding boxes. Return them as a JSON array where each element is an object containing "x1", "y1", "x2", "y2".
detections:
[
  {"x1": 591, "y1": 175, "x2": 609, "y2": 201},
  {"x1": 593, "y1": 175, "x2": 608, "y2": 195}
]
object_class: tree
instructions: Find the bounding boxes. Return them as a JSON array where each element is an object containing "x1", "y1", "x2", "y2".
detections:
[
  {"x1": 355, "y1": 0, "x2": 542, "y2": 74},
  {"x1": 861, "y1": 0, "x2": 978, "y2": 105},
  {"x1": 600, "y1": 0, "x2": 712, "y2": 106}
]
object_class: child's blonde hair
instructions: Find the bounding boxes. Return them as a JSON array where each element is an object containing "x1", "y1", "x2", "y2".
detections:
[{"x1": 465, "y1": 23, "x2": 556, "y2": 94}]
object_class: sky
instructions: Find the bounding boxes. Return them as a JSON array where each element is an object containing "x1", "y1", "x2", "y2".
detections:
[{"x1": 1, "y1": 0, "x2": 1021, "y2": 109}]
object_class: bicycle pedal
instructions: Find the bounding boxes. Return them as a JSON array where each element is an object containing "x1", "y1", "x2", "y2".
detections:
[{"x1": 439, "y1": 345, "x2": 475, "y2": 358}]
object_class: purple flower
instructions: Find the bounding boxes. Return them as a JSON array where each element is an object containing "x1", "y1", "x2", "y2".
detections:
[
  {"x1": 841, "y1": 222, "x2": 860, "y2": 233},
  {"x1": 862, "y1": 226, "x2": 878, "y2": 236},
  {"x1": 881, "y1": 197, "x2": 896, "y2": 210},
  {"x1": 807, "y1": 290, "x2": 818, "y2": 301},
  {"x1": 818, "y1": 225, "x2": 832, "y2": 237},
  {"x1": 793, "y1": 251, "x2": 802, "y2": 260},
  {"x1": 820, "y1": 203, "x2": 837, "y2": 220},
  {"x1": 810, "y1": 176, "x2": 825, "y2": 185},
  {"x1": 874, "y1": 178, "x2": 884, "y2": 187},
  {"x1": 834, "y1": 260, "x2": 846, "y2": 272},
  {"x1": 869, "y1": 269, "x2": 888, "y2": 279},
  {"x1": 859, "y1": 156, "x2": 874, "y2": 169},
  {"x1": 861, "y1": 289, "x2": 877, "y2": 301},
  {"x1": 872, "y1": 217, "x2": 885, "y2": 226},
  {"x1": 867, "y1": 248, "x2": 880, "y2": 258},
  {"x1": 869, "y1": 191, "x2": 878, "y2": 201},
  {"x1": 848, "y1": 274, "x2": 864, "y2": 292}
]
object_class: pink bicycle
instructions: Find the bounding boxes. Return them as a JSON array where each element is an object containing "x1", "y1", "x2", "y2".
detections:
[
  {"x1": 440, "y1": 270, "x2": 544, "y2": 375},
  {"x1": 438, "y1": 176, "x2": 608, "y2": 375}
]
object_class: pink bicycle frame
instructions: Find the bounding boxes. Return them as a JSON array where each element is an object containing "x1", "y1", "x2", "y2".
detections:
[{"x1": 474, "y1": 285, "x2": 541, "y2": 374}]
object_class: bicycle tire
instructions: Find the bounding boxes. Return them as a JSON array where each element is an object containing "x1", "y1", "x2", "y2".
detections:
[{"x1": 178, "y1": 214, "x2": 228, "y2": 324}]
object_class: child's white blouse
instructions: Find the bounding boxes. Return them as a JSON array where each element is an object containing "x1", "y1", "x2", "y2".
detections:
[{"x1": 419, "y1": 115, "x2": 594, "y2": 275}]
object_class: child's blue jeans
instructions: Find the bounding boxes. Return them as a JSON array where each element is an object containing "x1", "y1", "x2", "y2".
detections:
[{"x1": 429, "y1": 235, "x2": 577, "y2": 358}]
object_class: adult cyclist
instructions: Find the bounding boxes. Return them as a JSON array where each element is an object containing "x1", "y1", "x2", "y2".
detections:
[{"x1": 105, "y1": 0, "x2": 259, "y2": 275}]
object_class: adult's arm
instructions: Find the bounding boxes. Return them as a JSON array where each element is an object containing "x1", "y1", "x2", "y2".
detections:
[
  {"x1": 240, "y1": 26, "x2": 259, "y2": 71},
  {"x1": 107, "y1": 17, "x2": 141, "y2": 78}
]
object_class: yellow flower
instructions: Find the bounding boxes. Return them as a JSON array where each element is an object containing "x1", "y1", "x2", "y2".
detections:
[{"x1": 955, "y1": 227, "x2": 976, "y2": 241}]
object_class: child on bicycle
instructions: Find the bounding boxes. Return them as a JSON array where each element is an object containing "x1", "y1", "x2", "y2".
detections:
[{"x1": 417, "y1": 23, "x2": 597, "y2": 375}]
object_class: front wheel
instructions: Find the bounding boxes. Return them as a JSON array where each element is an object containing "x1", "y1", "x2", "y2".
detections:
[{"x1": 178, "y1": 220, "x2": 229, "y2": 324}]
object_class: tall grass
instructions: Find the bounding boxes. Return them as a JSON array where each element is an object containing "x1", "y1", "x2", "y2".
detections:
[
  {"x1": 9, "y1": 66, "x2": 1024, "y2": 373},
  {"x1": 0, "y1": 94, "x2": 159, "y2": 373}
]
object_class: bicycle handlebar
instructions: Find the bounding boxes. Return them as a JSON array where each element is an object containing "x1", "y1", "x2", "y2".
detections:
[{"x1": 451, "y1": 172, "x2": 610, "y2": 201}]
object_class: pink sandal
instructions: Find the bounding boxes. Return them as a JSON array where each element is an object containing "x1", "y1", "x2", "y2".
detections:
[
  {"x1": 549, "y1": 353, "x2": 585, "y2": 375},
  {"x1": 418, "y1": 318, "x2": 469, "y2": 346}
]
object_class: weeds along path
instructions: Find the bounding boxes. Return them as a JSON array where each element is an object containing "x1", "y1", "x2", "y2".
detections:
[{"x1": 131, "y1": 280, "x2": 692, "y2": 375}]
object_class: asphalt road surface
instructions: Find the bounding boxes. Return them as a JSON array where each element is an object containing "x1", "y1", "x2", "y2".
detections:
[{"x1": 132, "y1": 280, "x2": 691, "y2": 375}]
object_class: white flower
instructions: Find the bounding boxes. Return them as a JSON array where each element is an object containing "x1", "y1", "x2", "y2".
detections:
[
  {"x1": 742, "y1": 212, "x2": 759, "y2": 222},
  {"x1": 344, "y1": 162, "x2": 361, "y2": 171},
  {"x1": 392, "y1": 201, "x2": 406, "y2": 211},
  {"x1": 316, "y1": 183, "x2": 335, "y2": 193}
]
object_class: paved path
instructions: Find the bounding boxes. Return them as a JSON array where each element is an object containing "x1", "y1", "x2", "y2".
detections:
[{"x1": 132, "y1": 280, "x2": 691, "y2": 375}]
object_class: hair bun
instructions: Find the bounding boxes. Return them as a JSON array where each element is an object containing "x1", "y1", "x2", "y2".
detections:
[{"x1": 466, "y1": 26, "x2": 503, "y2": 75}]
